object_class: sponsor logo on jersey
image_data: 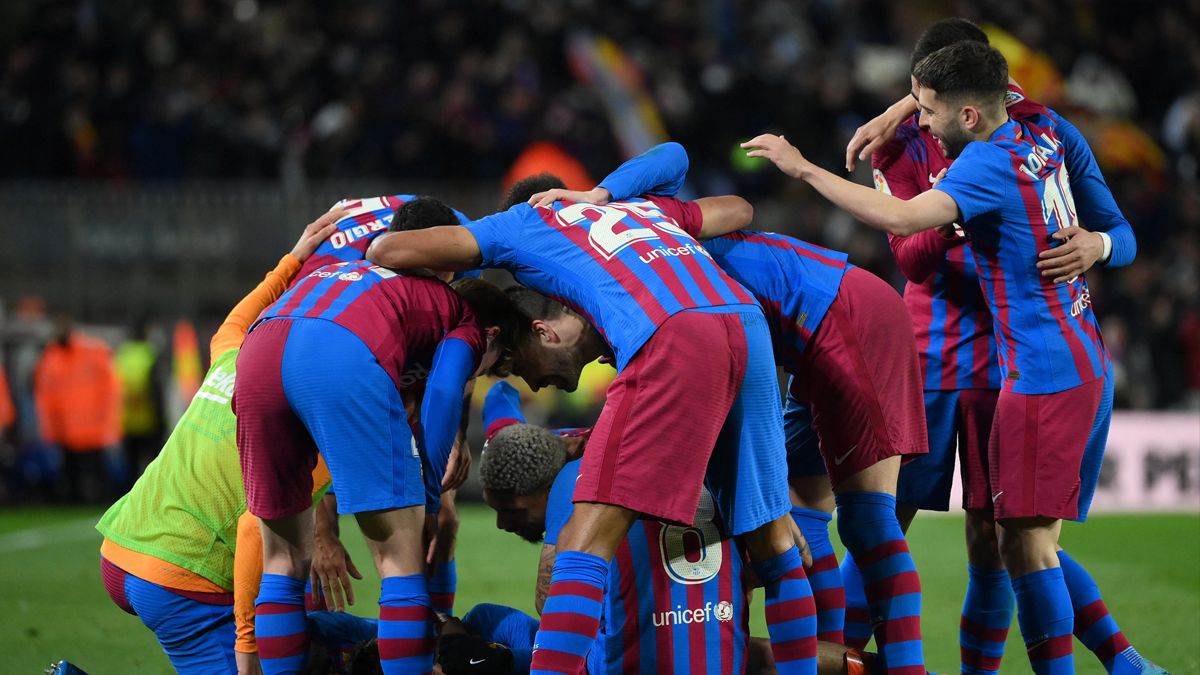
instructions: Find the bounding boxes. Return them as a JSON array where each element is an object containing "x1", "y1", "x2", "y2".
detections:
[
  {"x1": 1004, "y1": 88, "x2": 1026, "y2": 107},
  {"x1": 397, "y1": 362, "x2": 430, "y2": 388},
  {"x1": 872, "y1": 169, "x2": 892, "y2": 196},
  {"x1": 652, "y1": 600, "x2": 735, "y2": 627},
  {"x1": 195, "y1": 363, "x2": 236, "y2": 404},
  {"x1": 339, "y1": 272, "x2": 362, "y2": 281}
]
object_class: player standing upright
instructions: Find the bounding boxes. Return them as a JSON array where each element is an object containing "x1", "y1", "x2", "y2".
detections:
[
  {"x1": 744, "y1": 41, "x2": 1164, "y2": 675},
  {"x1": 367, "y1": 143, "x2": 820, "y2": 675}
]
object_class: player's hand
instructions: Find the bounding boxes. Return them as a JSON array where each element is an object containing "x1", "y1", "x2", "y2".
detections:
[
  {"x1": 1037, "y1": 226, "x2": 1105, "y2": 284},
  {"x1": 441, "y1": 439, "x2": 471, "y2": 491},
  {"x1": 235, "y1": 650, "x2": 262, "y2": 675},
  {"x1": 741, "y1": 134, "x2": 809, "y2": 179},
  {"x1": 426, "y1": 493, "x2": 460, "y2": 566},
  {"x1": 528, "y1": 186, "x2": 611, "y2": 209},
  {"x1": 844, "y1": 107, "x2": 910, "y2": 172},
  {"x1": 310, "y1": 532, "x2": 362, "y2": 612},
  {"x1": 290, "y1": 206, "x2": 347, "y2": 262}
]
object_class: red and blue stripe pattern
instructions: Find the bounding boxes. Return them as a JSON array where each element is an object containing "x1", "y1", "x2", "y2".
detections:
[
  {"x1": 378, "y1": 574, "x2": 435, "y2": 674},
  {"x1": 530, "y1": 550, "x2": 608, "y2": 675},
  {"x1": 256, "y1": 574, "x2": 309, "y2": 674},
  {"x1": 463, "y1": 199, "x2": 757, "y2": 372},
  {"x1": 754, "y1": 547, "x2": 818, "y2": 674},
  {"x1": 702, "y1": 231, "x2": 849, "y2": 373},
  {"x1": 1012, "y1": 568, "x2": 1075, "y2": 675}
]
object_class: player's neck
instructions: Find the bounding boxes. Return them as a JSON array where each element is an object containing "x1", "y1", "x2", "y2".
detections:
[{"x1": 972, "y1": 112, "x2": 1009, "y2": 143}]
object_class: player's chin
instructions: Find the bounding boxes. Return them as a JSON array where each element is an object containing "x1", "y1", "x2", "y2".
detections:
[{"x1": 517, "y1": 529, "x2": 545, "y2": 544}]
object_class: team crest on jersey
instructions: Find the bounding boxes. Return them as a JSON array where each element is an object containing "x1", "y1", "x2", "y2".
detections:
[
  {"x1": 1005, "y1": 89, "x2": 1025, "y2": 107},
  {"x1": 872, "y1": 169, "x2": 892, "y2": 196},
  {"x1": 714, "y1": 601, "x2": 734, "y2": 622},
  {"x1": 339, "y1": 271, "x2": 362, "y2": 281}
]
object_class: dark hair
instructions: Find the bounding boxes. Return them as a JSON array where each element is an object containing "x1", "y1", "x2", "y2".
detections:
[
  {"x1": 390, "y1": 196, "x2": 457, "y2": 232},
  {"x1": 504, "y1": 285, "x2": 569, "y2": 322},
  {"x1": 910, "y1": 18, "x2": 989, "y2": 73},
  {"x1": 501, "y1": 173, "x2": 566, "y2": 210},
  {"x1": 913, "y1": 41, "x2": 1008, "y2": 110},
  {"x1": 452, "y1": 278, "x2": 526, "y2": 377}
]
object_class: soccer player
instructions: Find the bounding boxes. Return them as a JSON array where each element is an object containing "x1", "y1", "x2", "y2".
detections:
[
  {"x1": 743, "y1": 41, "x2": 1158, "y2": 675},
  {"x1": 235, "y1": 206, "x2": 518, "y2": 674},
  {"x1": 847, "y1": 19, "x2": 1144, "y2": 675},
  {"x1": 477, "y1": 380, "x2": 874, "y2": 675},
  {"x1": 367, "y1": 143, "x2": 818, "y2": 674},
  {"x1": 96, "y1": 210, "x2": 344, "y2": 674}
]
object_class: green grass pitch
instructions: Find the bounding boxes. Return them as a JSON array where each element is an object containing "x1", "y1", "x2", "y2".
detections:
[{"x1": 1, "y1": 506, "x2": 1196, "y2": 674}]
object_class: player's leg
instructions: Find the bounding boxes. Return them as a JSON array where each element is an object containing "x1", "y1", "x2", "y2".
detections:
[
  {"x1": 785, "y1": 393, "x2": 847, "y2": 646},
  {"x1": 956, "y1": 388, "x2": 1013, "y2": 675},
  {"x1": 234, "y1": 317, "x2": 322, "y2": 675},
  {"x1": 716, "y1": 311, "x2": 816, "y2": 675},
  {"x1": 802, "y1": 269, "x2": 928, "y2": 674},
  {"x1": 427, "y1": 488, "x2": 459, "y2": 617}
]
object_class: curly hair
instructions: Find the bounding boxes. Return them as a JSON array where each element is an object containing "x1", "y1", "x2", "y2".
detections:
[{"x1": 479, "y1": 423, "x2": 567, "y2": 496}]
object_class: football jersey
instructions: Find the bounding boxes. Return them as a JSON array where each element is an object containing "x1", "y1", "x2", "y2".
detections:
[
  {"x1": 873, "y1": 84, "x2": 1134, "y2": 391},
  {"x1": 546, "y1": 460, "x2": 751, "y2": 675},
  {"x1": 462, "y1": 184, "x2": 756, "y2": 372},
  {"x1": 296, "y1": 195, "x2": 471, "y2": 279},
  {"x1": 255, "y1": 261, "x2": 483, "y2": 390},
  {"x1": 693, "y1": 225, "x2": 850, "y2": 373},
  {"x1": 934, "y1": 111, "x2": 1108, "y2": 395}
]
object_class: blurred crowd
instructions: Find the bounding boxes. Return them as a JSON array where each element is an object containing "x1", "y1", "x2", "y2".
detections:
[{"x1": 0, "y1": 0, "x2": 1196, "y2": 435}]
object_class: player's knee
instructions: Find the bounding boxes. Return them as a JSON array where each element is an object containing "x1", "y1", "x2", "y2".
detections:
[{"x1": 964, "y1": 510, "x2": 1003, "y2": 568}]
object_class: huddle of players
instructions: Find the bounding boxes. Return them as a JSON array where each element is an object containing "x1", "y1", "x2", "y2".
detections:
[{"x1": 91, "y1": 17, "x2": 1166, "y2": 675}]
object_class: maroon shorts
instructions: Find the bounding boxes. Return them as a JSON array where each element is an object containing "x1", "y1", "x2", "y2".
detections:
[
  {"x1": 988, "y1": 378, "x2": 1104, "y2": 520},
  {"x1": 789, "y1": 267, "x2": 928, "y2": 487},
  {"x1": 957, "y1": 389, "x2": 1001, "y2": 511},
  {"x1": 572, "y1": 309, "x2": 788, "y2": 531}
]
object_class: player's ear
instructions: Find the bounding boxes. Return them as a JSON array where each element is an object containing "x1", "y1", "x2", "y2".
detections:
[
  {"x1": 961, "y1": 104, "x2": 979, "y2": 131},
  {"x1": 531, "y1": 319, "x2": 557, "y2": 345}
]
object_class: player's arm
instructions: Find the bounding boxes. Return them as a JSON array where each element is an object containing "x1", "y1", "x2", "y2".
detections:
[
  {"x1": 419, "y1": 338, "x2": 480, "y2": 493},
  {"x1": 882, "y1": 167, "x2": 964, "y2": 283},
  {"x1": 528, "y1": 141, "x2": 690, "y2": 207},
  {"x1": 366, "y1": 225, "x2": 484, "y2": 272},
  {"x1": 310, "y1": 489, "x2": 363, "y2": 613},
  {"x1": 233, "y1": 510, "x2": 264, "y2": 661},
  {"x1": 210, "y1": 207, "x2": 344, "y2": 360},
  {"x1": 535, "y1": 543, "x2": 556, "y2": 615},
  {"x1": 1035, "y1": 112, "x2": 1137, "y2": 282},
  {"x1": 744, "y1": 134, "x2": 960, "y2": 235},
  {"x1": 845, "y1": 95, "x2": 920, "y2": 171}
]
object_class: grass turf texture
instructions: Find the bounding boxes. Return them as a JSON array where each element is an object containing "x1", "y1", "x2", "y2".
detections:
[{"x1": 1, "y1": 506, "x2": 1196, "y2": 674}]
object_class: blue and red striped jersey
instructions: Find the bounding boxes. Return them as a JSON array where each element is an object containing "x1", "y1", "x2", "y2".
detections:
[
  {"x1": 698, "y1": 228, "x2": 850, "y2": 373},
  {"x1": 462, "y1": 199, "x2": 757, "y2": 372},
  {"x1": 254, "y1": 260, "x2": 483, "y2": 390},
  {"x1": 297, "y1": 195, "x2": 472, "y2": 280},
  {"x1": 873, "y1": 84, "x2": 1134, "y2": 391},
  {"x1": 546, "y1": 460, "x2": 752, "y2": 675},
  {"x1": 935, "y1": 110, "x2": 1109, "y2": 395}
]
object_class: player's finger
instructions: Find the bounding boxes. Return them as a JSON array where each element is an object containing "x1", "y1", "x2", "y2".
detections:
[
  {"x1": 858, "y1": 136, "x2": 886, "y2": 164},
  {"x1": 1051, "y1": 226, "x2": 1081, "y2": 241},
  {"x1": 327, "y1": 577, "x2": 344, "y2": 612},
  {"x1": 1040, "y1": 259, "x2": 1076, "y2": 277},
  {"x1": 1037, "y1": 245, "x2": 1073, "y2": 261},
  {"x1": 339, "y1": 567, "x2": 356, "y2": 607},
  {"x1": 740, "y1": 134, "x2": 775, "y2": 149},
  {"x1": 845, "y1": 130, "x2": 867, "y2": 171},
  {"x1": 526, "y1": 190, "x2": 547, "y2": 206},
  {"x1": 346, "y1": 554, "x2": 364, "y2": 580}
]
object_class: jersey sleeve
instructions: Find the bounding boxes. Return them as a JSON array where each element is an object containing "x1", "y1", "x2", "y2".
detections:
[
  {"x1": 887, "y1": 229, "x2": 963, "y2": 283},
  {"x1": 644, "y1": 195, "x2": 705, "y2": 239},
  {"x1": 483, "y1": 380, "x2": 526, "y2": 441},
  {"x1": 934, "y1": 143, "x2": 1008, "y2": 225},
  {"x1": 232, "y1": 510, "x2": 263, "y2": 654},
  {"x1": 543, "y1": 461, "x2": 581, "y2": 546},
  {"x1": 1049, "y1": 110, "x2": 1136, "y2": 267},
  {"x1": 598, "y1": 142, "x2": 689, "y2": 201},
  {"x1": 210, "y1": 254, "x2": 302, "y2": 360},
  {"x1": 871, "y1": 121, "x2": 926, "y2": 201},
  {"x1": 462, "y1": 205, "x2": 528, "y2": 267}
]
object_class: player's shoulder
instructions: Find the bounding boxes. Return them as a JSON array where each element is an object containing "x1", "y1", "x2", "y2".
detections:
[{"x1": 871, "y1": 115, "x2": 923, "y2": 170}]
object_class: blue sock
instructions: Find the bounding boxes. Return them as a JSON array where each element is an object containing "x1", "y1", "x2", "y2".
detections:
[
  {"x1": 840, "y1": 550, "x2": 873, "y2": 649},
  {"x1": 790, "y1": 507, "x2": 846, "y2": 644},
  {"x1": 428, "y1": 559, "x2": 457, "y2": 616},
  {"x1": 1058, "y1": 550, "x2": 1145, "y2": 674},
  {"x1": 378, "y1": 574, "x2": 434, "y2": 675},
  {"x1": 256, "y1": 574, "x2": 308, "y2": 674},
  {"x1": 960, "y1": 564, "x2": 1014, "y2": 674},
  {"x1": 1013, "y1": 567, "x2": 1075, "y2": 675},
  {"x1": 836, "y1": 492, "x2": 924, "y2": 674},
  {"x1": 529, "y1": 550, "x2": 607, "y2": 675},
  {"x1": 753, "y1": 546, "x2": 818, "y2": 674}
]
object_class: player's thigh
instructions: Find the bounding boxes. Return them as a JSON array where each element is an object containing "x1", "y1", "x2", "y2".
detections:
[
  {"x1": 988, "y1": 379, "x2": 1104, "y2": 522},
  {"x1": 235, "y1": 318, "x2": 319, "y2": 520},
  {"x1": 123, "y1": 575, "x2": 237, "y2": 674},
  {"x1": 573, "y1": 310, "x2": 745, "y2": 528},
  {"x1": 280, "y1": 319, "x2": 423, "y2": 515},
  {"x1": 708, "y1": 310, "x2": 790, "y2": 536},
  {"x1": 896, "y1": 390, "x2": 960, "y2": 511}
]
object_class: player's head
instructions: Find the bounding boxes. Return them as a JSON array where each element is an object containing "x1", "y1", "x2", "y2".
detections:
[
  {"x1": 503, "y1": 286, "x2": 595, "y2": 392},
  {"x1": 390, "y1": 196, "x2": 458, "y2": 232},
  {"x1": 912, "y1": 40, "x2": 1008, "y2": 158},
  {"x1": 910, "y1": 18, "x2": 988, "y2": 75},
  {"x1": 501, "y1": 173, "x2": 565, "y2": 210},
  {"x1": 451, "y1": 278, "x2": 525, "y2": 378},
  {"x1": 479, "y1": 423, "x2": 568, "y2": 543}
]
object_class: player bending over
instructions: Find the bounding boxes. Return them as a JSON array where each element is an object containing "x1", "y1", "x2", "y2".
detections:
[
  {"x1": 235, "y1": 197, "x2": 520, "y2": 674},
  {"x1": 744, "y1": 41, "x2": 1164, "y2": 675},
  {"x1": 476, "y1": 380, "x2": 879, "y2": 675}
]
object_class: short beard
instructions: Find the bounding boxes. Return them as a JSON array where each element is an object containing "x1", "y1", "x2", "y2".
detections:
[{"x1": 941, "y1": 121, "x2": 974, "y2": 159}]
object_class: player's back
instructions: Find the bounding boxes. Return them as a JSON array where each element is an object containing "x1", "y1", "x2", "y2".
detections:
[
  {"x1": 547, "y1": 459, "x2": 751, "y2": 674},
  {"x1": 937, "y1": 112, "x2": 1107, "y2": 394},
  {"x1": 462, "y1": 198, "x2": 757, "y2": 371},
  {"x1": 701, "y1": 231, "x2": 848, "y2": 372},
  {"x1": 256, "y1": 260, "x2": 480, "y2": 390}
]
